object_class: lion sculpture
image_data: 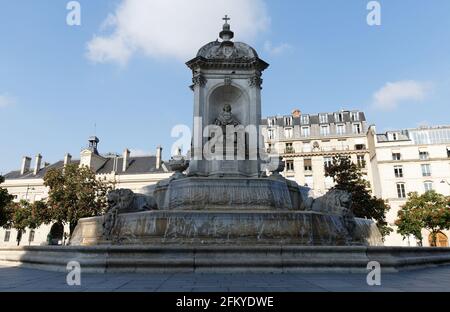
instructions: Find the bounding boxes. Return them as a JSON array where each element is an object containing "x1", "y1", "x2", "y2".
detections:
[{"x1": 102, "y1": 189, "x2": 157, "y2": 240}]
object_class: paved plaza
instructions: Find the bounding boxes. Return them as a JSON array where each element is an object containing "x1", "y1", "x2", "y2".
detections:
[{"x1": 0, "y1": 265, "x2": 449, "y2": 292}]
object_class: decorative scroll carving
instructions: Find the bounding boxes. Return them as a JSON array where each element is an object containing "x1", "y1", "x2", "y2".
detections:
[
  {"x1": 248, "y1": 75, "x2": 263, "y2": 89},
  {"x1": 192, "y1": 75, "x2": 207, "y2": 88}
]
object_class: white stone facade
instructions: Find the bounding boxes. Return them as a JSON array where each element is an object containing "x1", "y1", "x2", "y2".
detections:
[
  {"x1": 262, "y1": 110, "x2": 373, "y2": 196},
  {"x1": 368, "y1": 125, "x2": 450, "y2": 247},
  {"x1": 0, "y1": 140, "x2": 172, "y2": 247}
]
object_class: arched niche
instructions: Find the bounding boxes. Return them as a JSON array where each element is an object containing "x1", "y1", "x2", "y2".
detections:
[{"x1": 207, "y1": 84, "x2": 249, "y2": 126}]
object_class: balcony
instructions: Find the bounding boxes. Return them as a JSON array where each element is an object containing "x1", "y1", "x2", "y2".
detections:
[
  {"x1": 301, "y1": 145, "x2": 351, "y2": 153},
  {"x1": 284, "y1": 146, "x2": 296, "y2": 154}
]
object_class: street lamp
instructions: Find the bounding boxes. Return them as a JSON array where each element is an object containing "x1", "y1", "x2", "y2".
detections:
[{"x1": 25, "y1": 185, "x2": 35, "y2": 201}]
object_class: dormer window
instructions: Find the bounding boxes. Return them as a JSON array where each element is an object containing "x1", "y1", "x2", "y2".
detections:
[
  {"x1": 351, "y1": 112, "x2": 359, "y2": 121},
  {"x1": 319, "y1": 114, "x2": 328, "y2": 124},
  {"x1": 389, "y1": 132, "x2": 400, "y2": 141},
  {"x1": 335, "y1": 112, "x2": 344, "y2": 123},
  {"x1": 301, "y1": 115, "x2": 310, "y2": 125},
  {"x1": 284, "y1": 116, "x2": 292, "y2": 126},
  {"x1": 267, "y1": 118, "x2": 277, "y2": 127}
]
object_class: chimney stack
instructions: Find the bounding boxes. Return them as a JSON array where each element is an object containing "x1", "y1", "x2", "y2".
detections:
[
  {"x1": 292, "y1": 108, "x2": 301, "y2": 118},
  {"x1": 156, "y1": 146, "x2": 162, "y2": 170},
  {"x1": 123, "y1": 149, "x2": 130, "y2": 172},
  {"x1": 34, "y1": 154, "x2": 42, "y2": 175},
  {"x1": 64, "y1": 153, "x2": 72, "y2": 167},
  {"x1": 21, "y1": 156, "x2": 31, "y2": 175}
]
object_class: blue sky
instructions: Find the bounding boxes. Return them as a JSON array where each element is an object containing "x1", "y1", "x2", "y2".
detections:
[{"x1": 1, "y1": 0, "x2": 450, "y2": 174}]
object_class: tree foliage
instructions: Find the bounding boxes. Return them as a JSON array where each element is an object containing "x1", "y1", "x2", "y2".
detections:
[
  {"x1": 43, "y1": 164, "x2": 111, "y2": 234},
  {"x1": 396, "y1": 191, "x2": 450, "y2": 246},
  {"x1": 0, "y1": 175, "x2": 14, "y2": 228},
  {"x1": 325, "y1": 155, "x2": 392, "y2": 238}
]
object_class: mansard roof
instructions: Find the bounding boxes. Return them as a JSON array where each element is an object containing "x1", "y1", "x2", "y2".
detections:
[{"x1": 3, "y1": 156, "x2": 169, "y2": 180}]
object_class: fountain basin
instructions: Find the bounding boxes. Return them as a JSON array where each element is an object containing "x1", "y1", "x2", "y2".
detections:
[{"x1": 70, "y1": 210, "x2": 382, "y2": 246}]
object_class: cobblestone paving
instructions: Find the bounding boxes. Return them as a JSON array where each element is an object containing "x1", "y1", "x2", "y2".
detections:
[{"x1": 0, "y1": 265, "x2": 449, "y2": 292}]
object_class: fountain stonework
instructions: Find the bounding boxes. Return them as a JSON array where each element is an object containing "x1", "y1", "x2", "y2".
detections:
[
  {"x1": 70, "y1": 19, "x2": 382, "y2": 247},
  {"x1": 3, "y1": 19, "x2": 450, "y2": 273}
]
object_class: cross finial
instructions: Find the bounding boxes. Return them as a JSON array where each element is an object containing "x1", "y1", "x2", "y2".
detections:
[{"x1": 223, "y1": 15, "x2": 230, "y2": 24}]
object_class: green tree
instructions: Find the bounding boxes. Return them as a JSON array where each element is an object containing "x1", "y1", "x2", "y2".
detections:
[
  {"x1": 325, "y1": 155, "x2": 393, "y2": 238},
  {"x1": 0, "y1": 175, "x2": 14, "y2": 228},
  {"x1": 396, "y1": 191, "x2": 450, "y2": 246},
  {"x1": 43, "y1": 164, "x2": 111, "y2": 235}
]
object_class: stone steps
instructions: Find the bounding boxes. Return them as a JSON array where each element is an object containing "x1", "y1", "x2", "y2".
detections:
[{"x1": 1, "y1": 245, "x2": 450, "y2": 273}]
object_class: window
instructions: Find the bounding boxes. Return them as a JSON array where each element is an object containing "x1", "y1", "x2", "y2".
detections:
[
  {"x1": 351, "y1": 112, "x2": 359, "y2": 121},
  {"x1": 419, "y1": 151, "x2": 429, "y2": 160},
  {"x1": 319, "y1": 114, "x2": 328, "y2": 124},
  {"x1": 284, "y1": 127, "x2": 293, "y2": 139},
  {"x1": 268, "y1": 129, "x2": 275, "y2": 140},
  {"x1": 394, "y1": 166, "x2": 404, "y2": 178},
  {"x1": 301, "y1": 126, "x2": 310, "y2": 137},
  {"x1": 324, "y1": 157, "x2": 332, "y2": 168},
  {"x1": 355, "y1": 144, "x2": 366, "y2": 150},
  {"x1": 397, "y1": 183, "x2": 406, "y2": 198},
  {"x1": 4, "y1": 230, "x2": 10, "y2": 242},
  {"x1": 421, "y1": 164, "x2": 432, "y2": 177},
  {"x1": 424, "y1": 181, "x2": 434, "y2": 192},
  {"x1": 301, "y1": 115, "x2": 310, "y2": 124},
  {"x1": 336, "y1": 124, "x2": 345, "y2": 135},
  {"x1": 320, "y1": 125, "x2": 330, "y2": 136},
  {"x1": 353, "y1": 123, "x2": 361, "y2": 134},
  {"x1": 284, "y1": 116, "x2": 292, "y2": 126},
  {"x1": 286, "y1": 160, "x2": 294, "y2": 171},
  {"x1": 267, "y1": 118, "x2": 276, "y2": 126},
  {"x1": 285, "y1": 143, "x2": 294, "y2": 154},
  {"x1": 392, "y1": 153, "x2": 401, "y2": 161},
  {"x1": 335, "y1": 113, "x2": 344, "y2": 123},
  {"x1": 28, "y1": 230, "x2": 35, "y2": 243},
  {"x1": 447, "y1": 147, "x2": 450, "y2": 158},
  {"x1": 392, "y1": 133, "x2": 398, "y2": 141},
  {"x1": 357, "y1": 155, "x2": 366, "y2": 168},
  {"x1": 304, "y1": 159, "x2": 312, "y2": 172}
]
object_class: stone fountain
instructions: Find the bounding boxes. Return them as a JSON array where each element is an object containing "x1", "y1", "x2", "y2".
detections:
[{"x1": 70, "y1": 18, "x2": 382, "y2": 247}]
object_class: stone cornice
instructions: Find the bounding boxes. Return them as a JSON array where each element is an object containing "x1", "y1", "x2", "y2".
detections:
[
  {"x1": 281, "y1": 149, "x2": 369, "y2": 157},
  {"x1": 186, "y1": 56, "x2": 269, "y2": 71}
]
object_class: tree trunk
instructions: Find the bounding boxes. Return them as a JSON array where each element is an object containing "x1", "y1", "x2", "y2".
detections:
[{"x1": 431, "y1": 231, "x2": 437, "y2": 247}]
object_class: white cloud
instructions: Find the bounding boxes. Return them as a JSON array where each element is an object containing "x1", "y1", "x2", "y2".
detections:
[
  {"x1": 263, "y1": 41, "x2": 292, "y2": 55},
  {"x1": 86, "y1": 0, "x2": 270, "y2": 66},
  {"x1": 372, "y1": 80, "x2": 431, "y2": 111},
  {"x1": 0, "y1": 93, "x2": 16, "y2": 108}
]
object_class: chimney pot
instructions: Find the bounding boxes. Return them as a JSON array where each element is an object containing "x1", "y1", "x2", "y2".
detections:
[
  {"x1": 34, "y1": 154, "x2": 42, "y2": 175},
  {"x1": 123, "y1": 149, "x2": 130, "y2": 172},
  {"x1": 156, "y1": 146, "x2": 163, "y2": 170},
  {"x1": 64, "y1": 153, "x2": 72, "y2": 167},
  {"x1": 21, "y1": 156, "x2": 32, "y2": 175}
]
